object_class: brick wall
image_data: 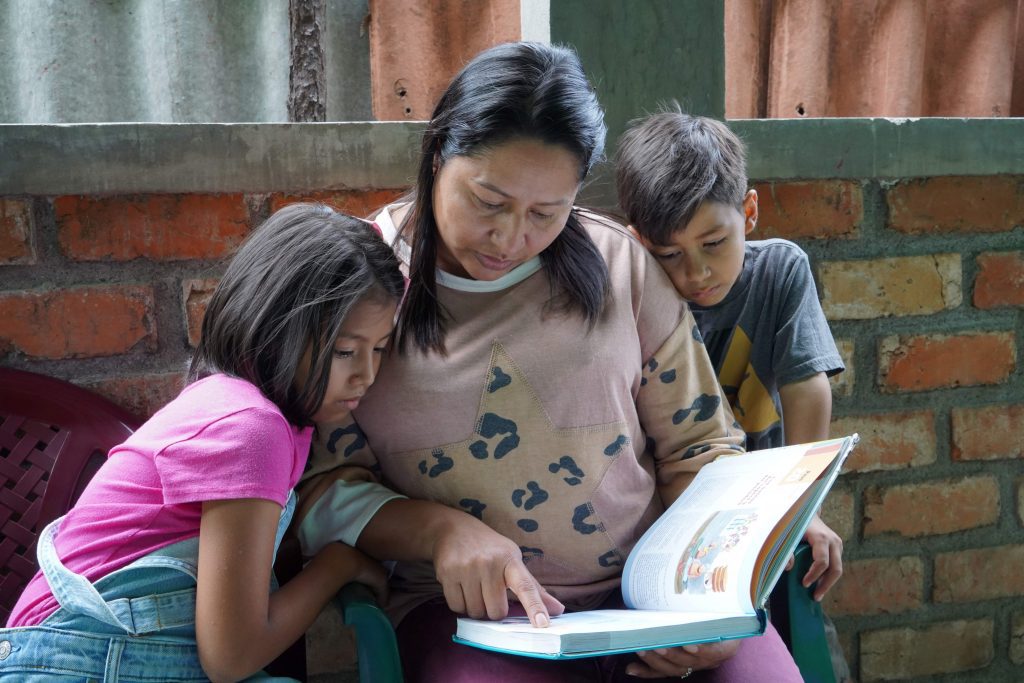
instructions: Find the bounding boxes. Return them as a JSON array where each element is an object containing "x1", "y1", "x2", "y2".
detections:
[
  {"x1": 0, "y1": 190, "x2": 404, "y2": 417},
  {"x1": 1, "y1": 176, "x2": 1022, "y2": 681},
  {"x1": 754, "y1": 176, "x2": 1023, "y2": 682}
]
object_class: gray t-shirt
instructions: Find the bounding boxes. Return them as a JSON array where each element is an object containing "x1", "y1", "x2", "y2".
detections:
[{"x1": 689, "y1": 239, "x2": 844, "y2": 451}]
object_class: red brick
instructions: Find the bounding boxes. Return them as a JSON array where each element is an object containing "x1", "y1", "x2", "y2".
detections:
[
  {"x1": 859, "y1": 619, "x2": 994, "y2": 681},
  {"x1": 824, "y1": 556, "x2": 923, "y2": 616},
  {"x1": 887, "y1": 176, "x2": 1024, "y2": 234},
  {"x1": 878, "y1": 332, "x2": 1016, "y2": 392},
  {"x1": 0, "y1": 198, "x2": 35, "y2": 265},
  {"x1": 269, "y1": 189, "x2": 408, "y2": 220},
  {"x1": 1012, "y1": 610, "x2": 1024, "y2": 664},
  {"x1": 86, "y1": 372, "x2": 185, "y2": 420},
  {"x1": 864, "y1": 477, "x2": 999, "y2": 538},
  {"x1": 829, "y1": 339, "x2": 854, "y2": 397},
  {"x1": 819, "y1": 254, "x2": 961, "y2": 320},
  {"x1": 831, "y1": 411, "x2": 935, "y2": 473},
  {"x1": 974, "y1": 250, "x2": 1024, "y2": 309},
  {"x1": 183, "y1": 278, "x2": 219, "y2": 348},
  {"x1": 752, "y1": 180, "x2": 862, "y2": 240},
  {"x1": 951, "y1": 404, "x2": 1024, "y2": 461},
  {"x1": 819, "y1": 487, "x2": 854, "y2": 541},
  {"x1": 0, "y1": 286, "x2": 156, "y2": 359},
  {"x1": 55, "y1": 194, "x2": 250, "y2": 261},
  {"x1": 934, "y1": 545, "x2": 1024, "y2": 603}
]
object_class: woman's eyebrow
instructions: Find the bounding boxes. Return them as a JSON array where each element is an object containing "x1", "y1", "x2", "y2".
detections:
[{"x1": 475, "y1": 180, "x2": 570, "y2": 207}]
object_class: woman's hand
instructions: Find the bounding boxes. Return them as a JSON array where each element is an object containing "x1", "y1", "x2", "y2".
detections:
[
  {"x1": 432, "y1": 513, "x2": 564, "y2": 627},
  {"x1": 628, "y1": 639, "x2": 740, "y2": 678},
  {"x1": 800, "y1": 514, "x2": 843, "y2": 600}
]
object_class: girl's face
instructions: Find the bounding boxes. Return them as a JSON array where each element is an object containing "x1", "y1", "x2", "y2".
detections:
[
  {"x1": 295, "y1": 296, "x2": 398, "y2": 425},
  {"x1": 431, "y1": 138, "x2": 582, "y2": 281}
]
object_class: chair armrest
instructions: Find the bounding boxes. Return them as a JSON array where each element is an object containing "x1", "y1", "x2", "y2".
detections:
[
  {"x1": 337, "y1": 582, "x2": 403, "y2": 683},
  {"x1": 784, "y1": 543, "x2": 836, "y2": 683}
]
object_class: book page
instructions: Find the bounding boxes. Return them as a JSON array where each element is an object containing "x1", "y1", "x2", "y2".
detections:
[{"x1": 621, "y1": 438, "x2": 851, "y2": 615}]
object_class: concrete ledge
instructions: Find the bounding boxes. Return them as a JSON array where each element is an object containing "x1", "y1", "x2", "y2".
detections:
[
  {"x1": 733, "y1": 117, "x2": 1024, "y2": 181},
  {"x1": 2, "y1": 118, "x2": 1023, "y2": 196},
  {"x1": 0, "y1": 122, "x2": 422, "y2": 194}
]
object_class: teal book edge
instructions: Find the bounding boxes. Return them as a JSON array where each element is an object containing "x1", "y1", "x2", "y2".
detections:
[{"x1": 450, "y1": 609, "x2": 767, "y2": 660}]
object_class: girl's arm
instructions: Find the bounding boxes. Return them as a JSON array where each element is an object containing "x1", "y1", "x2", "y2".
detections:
[{"x1": 195, "y1": 497, "x2": 386, "y2": 683}]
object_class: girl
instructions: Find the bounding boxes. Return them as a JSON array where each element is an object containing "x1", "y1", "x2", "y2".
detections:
[
  {"x1": 3, "y1": 204, "x2": 405, "y2": 682},
  {"x1": 296, "y1": 43, "x2": 804, "y2": 682}
]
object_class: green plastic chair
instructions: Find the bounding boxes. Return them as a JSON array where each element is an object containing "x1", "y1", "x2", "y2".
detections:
[
  {"x1": 770, "y1": 543, "x2": 837, "y2": 683},
  {"x1": 337, "y1": 583, "x2": 404, "y2": 682}
]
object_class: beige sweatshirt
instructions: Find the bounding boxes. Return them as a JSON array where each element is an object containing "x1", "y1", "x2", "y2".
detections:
[{"x1": 302, "y1": 206, "x2": 744, "y2": 619}]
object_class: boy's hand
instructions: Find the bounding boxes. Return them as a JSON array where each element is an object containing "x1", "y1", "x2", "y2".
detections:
[{"x1": 800, "y1": 514, "x2": 843, "y2": 600}]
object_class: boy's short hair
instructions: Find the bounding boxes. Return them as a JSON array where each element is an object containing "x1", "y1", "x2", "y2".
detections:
[{"x1": 616, "y1": 111, "x2": 748, "y2": 245}]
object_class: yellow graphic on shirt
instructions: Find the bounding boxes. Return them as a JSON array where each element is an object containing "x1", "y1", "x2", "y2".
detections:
[{"x1": 716, "y1": 328, "x2": 779, "y2": 434}]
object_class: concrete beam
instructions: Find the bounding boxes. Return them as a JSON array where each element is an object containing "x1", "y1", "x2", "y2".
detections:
[
  {"x1": 735, "y1": 117, "x2": 1024, "y2": 181},
  {"x1": 0, "y1": 122, "x2": 421, "y2": 195}
]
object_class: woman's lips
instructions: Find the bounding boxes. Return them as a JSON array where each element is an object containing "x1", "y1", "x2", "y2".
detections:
[{"x1": 475, "y1": 252, "x2": 515, "y2": 271}]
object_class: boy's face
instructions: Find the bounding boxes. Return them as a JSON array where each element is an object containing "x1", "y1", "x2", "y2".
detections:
[{"x1": 640, "y1": 190, "x2": 758, "y2": 307}]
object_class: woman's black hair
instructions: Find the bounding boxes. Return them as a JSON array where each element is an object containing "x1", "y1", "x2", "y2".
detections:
[
  {"x1": 397, "y1": 41, "x2": 609, "y2": 354},
  {"x1": 188, "y1": 203, "x2": 405, "y2": 427}
]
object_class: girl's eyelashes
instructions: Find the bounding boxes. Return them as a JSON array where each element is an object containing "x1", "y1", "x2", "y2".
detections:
[
  {"x1": 656, "y1": 251, "x2": 681, "y2": 260},
  {"x1": 373, "y1": 346, "x2": 388, "y2": 354},
  {"x1": 333, "y1": 349, "x2": 355, "y2": 359}
]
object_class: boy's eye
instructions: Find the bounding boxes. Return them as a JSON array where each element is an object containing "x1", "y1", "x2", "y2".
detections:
[
  {"x1": 704, "y1": 237, "x2": 726, "y2": 249},
  {"x1": 373, "y1": 346, "x2": 388, "y2": 354},
  {"x1": 656, "y1": 251, "x2": 681, "y2": 260},
  {"x1": 531, "y1": 210, "x2": 553, "y2": 220}
]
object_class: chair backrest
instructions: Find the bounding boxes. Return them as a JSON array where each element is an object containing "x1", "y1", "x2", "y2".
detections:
[{"x1": 0, "y1": 367, "x2": 142, "y2": 623}]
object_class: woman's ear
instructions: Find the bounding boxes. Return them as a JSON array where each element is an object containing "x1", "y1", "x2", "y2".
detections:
[
  {"x1": 432, "y1": 152, "x2": 441, "y2": 176},
  {"x1": 743, "y1": 189, "x2": 759, "y2": 235}
]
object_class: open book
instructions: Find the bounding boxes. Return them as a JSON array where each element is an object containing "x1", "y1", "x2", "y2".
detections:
[{"x1": 453, "y1": 434, "x2": 858, "y2": 659}]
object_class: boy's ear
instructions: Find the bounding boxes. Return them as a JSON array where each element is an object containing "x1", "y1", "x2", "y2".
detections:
[
  {"x1": 743, "y1": 189, "x2": 758, "y2": 235},
  {"x1": 626, "y1": 224, "x2": 654, "y2": 249}
]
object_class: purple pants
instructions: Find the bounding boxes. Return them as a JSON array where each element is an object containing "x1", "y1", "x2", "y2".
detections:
[{"x1": 396, "y1": 597, "x2": 803, "y2": 683}]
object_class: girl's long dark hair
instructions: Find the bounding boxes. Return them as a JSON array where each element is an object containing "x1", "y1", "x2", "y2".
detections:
[
  {"x1": 397, "y1": 41, "x2": 610, "y2": 354},
  {"x1": 188, "y1": 203, "x2": 405, "y2": 426}
]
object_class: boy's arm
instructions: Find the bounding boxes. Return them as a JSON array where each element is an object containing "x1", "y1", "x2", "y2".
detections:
[
  {"x1": 778, "y1": 372, "x2": 832, "y2": 445},
  {"x1": 778, "y1": 373, "x2": 843, "y2": 599}
]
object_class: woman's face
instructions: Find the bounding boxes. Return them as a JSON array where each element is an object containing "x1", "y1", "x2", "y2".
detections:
[{"x1": 431, "y1": 138, "x2": 582, "y2": 281}]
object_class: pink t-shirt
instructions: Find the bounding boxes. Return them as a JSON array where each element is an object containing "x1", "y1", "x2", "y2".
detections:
[{"x1": 8, "y1": 374, "x2": 312, "y2": 627}]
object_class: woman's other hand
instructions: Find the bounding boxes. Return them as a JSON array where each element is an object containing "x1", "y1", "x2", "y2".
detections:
[{"x1": 628, "y1": 639, "x2": 741, "y2": 678}]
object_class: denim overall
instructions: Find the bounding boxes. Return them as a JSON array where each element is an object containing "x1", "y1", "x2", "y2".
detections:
[{"x1": 0, "y1": 493, "x2": 299, "y2": 682}]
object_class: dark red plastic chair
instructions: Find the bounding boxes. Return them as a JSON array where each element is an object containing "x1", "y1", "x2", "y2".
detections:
[{"x1": 0, "y1": 367, "x2": 142, "y2": 624}]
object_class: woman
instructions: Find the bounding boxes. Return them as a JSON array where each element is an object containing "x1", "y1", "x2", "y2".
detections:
[{"x1": 297, "y1": 41, "x2": 802, "y2": 682}]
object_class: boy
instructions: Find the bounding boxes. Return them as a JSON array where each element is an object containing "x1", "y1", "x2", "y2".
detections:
[{"x1": 615, "y1": 112, "x2": 845, "y2": 600}]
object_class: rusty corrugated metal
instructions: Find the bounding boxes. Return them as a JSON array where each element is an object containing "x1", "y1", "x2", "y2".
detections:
[
  {"x1": 0, "y1": 0, "x2": 371, "y2": 123},
  {"x1": 726, "y1": 0, "x2": 1024, "y2": 118}
]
